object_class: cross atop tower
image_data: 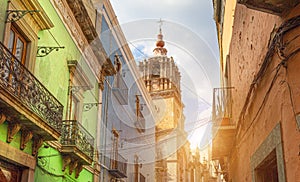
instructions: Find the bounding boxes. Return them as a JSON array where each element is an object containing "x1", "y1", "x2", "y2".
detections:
[{"x1": 158, "y1": 18, "x2": 164, "y2": 34}]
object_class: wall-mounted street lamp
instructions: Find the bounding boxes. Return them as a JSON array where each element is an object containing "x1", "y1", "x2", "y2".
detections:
[
  {"x1": 68, "y1": 86, "x2": 91, "y2": 95},
  {"x1": 37, "y1": 46, "x2": 65, "y2": 57},
  {"x1": 83, "y1": 103, "x2": 102, "y2": 112},
  {"x1": 6, "y1": 10, "x2": 40, "y2": 23}
]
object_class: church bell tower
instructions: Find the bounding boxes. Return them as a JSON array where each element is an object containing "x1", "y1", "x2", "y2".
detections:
[{"x1": 139, "y1": 26, "x2": 187, "y2": 181}]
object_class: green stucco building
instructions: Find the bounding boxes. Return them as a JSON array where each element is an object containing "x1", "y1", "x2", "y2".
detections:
[{"x1": 0, "y1": 0, "x2": 110, "y2": 181}]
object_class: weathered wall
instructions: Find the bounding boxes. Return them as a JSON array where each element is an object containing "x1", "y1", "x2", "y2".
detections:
[
  {"x1": 0, "y1": 0, "x2": 8, "y2": 42},
  {"x1": 35, "y1": 0, "x2": 99, "y2": 181},
  {"x1": 228, "y1": 3, "x2": 300, "y2": 182}
]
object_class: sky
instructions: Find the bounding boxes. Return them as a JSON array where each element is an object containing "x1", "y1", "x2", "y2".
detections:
[{"x1": 109, "y1": 0, "x2": 220, "y2": 149}]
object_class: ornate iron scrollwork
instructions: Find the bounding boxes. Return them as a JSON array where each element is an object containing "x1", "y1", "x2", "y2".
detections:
[
  {"x1": 0, "y1": 42, "x2": 63, "y2": 135},
  {"x1": 6, "y1": 10, "x2": 40, "y2": 23},
  {"x1": 61, "y1": 120, "x2": 94, "y2": 159},
  {"x1": 68, "y1": 86, "x2": 91, "y2": 95},
  {"x1": 37, "y1": 46, "x2": 65, "y2": 57}
]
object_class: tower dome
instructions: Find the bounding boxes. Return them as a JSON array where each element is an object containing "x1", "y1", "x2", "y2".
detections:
[
  {"x1": 153, "y1": 28, "x2": 167, "y2": 55},
  {"x1": 156, "y1": 33, "x2": 165, "y2": 47}
]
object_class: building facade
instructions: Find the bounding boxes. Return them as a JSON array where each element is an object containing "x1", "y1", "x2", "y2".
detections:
[
  {"x1": 139, "y1": 29, "x2": 190, "y2": 182},
  {"x1": 98, "y1": 0, "x2": 156, "y2": 182},
  {"x1": 0, "y1": 0, "x2": 113, "y2": 181},
  {"x1": 212, "y1": 0, "x2": 300, "y2": 181}
]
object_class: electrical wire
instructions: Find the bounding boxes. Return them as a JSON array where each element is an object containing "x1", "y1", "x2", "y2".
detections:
[
  {"x1": 127, "y1": 41, "x2": 150, "y2": 60},
  {"x1": 236, "y1": 15, "x2": 300, "y2": 147},
  {"x1": 99, "y1": 118, "x2": 212, "y2": 154},
  {"x1": 47, "y1": 29, "x2": 62, "y2": 47},
  {"x1": 181, "y1": 83, "x2": 211, "y2": 106}
]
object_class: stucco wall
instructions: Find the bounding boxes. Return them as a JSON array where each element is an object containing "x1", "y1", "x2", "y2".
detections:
[
  {"x1": 34, "y1": 0, "x2": 98, "y2": 181},
  {"x1": 227, "y1": 3, "x2": 300, "y2": 182},
  {"x1": 0, "y1": 0, "x2": 8, "y2": 42}
]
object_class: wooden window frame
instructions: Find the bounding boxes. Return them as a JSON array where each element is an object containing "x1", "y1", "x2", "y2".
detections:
[{"x1": 8, "y1": 24, "x2": 28, "y2": 65}]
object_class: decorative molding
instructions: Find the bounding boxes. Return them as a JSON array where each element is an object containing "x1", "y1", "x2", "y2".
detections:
[
  {"x1": 20, "y1": 129, "x2": 33, "y2": 150},
  {"x1": 69, "y1": 159, "x2": 78, "y2": 175},
  {"x1": 0, "y1": 113, "x2": 6, "y2": 124},
  {"x1": 51, "y1": 0, "x2": 103, "y2": 82},
  {"x1": 62, "y1": 155, "x2": 72, "y2": 172},
  {"x1": 67, "y1": 60, "x2": 93, "y2": 91},
  {"x1": 46, "y1": 141, "x2": 62, "y2": 151},
  {"x1": 32, "y1": 137, "x2": 43, "y2": 156},
  {"x1": 102, "y1": 58, "x2": 117, "y2": 76},
  {"x1": 19, "y1": 0, "x2": 54, "y2": 30},
  {"x1": 75, "y1": 164, "x2": 83, "y2": 178},
  {"x1": 52, "y1": 0, "x2": 85, "y2": 48},
  {"x1": 98, "y1": 70, "x2": 105, "y2": 90},
  {"x1": 7, "y1": 122, "x2": 21, "y2": 143},
  {"x1": 65, "y1": 0, "x2": 98, "y2": 43},
  {"x1": 0, "y1": 140, "x2": 36, "y2": 170},
  {"x1": 150, "y1": 89, "x2": 182, "y2": 106}
]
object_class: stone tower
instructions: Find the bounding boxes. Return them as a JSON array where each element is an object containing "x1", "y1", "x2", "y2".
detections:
[{"x1": 139, "y1": 28, "x2": 188, "y2": 181}]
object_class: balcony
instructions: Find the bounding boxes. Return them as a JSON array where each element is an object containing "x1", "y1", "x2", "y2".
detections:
[
  {"x1": 212, "y1": 87, "x2": 236, "y2": 159},
  {"x1": 112, "y1": 72, "x2": 128, "y2": 105},
  {"x1": 108, "y1": 152, "x2": 127, "y2": 178},
  {"x1": 135, "y1": 109, "x2": 145, "y2": 133},
  {"x1": 238, "y1": 0, "x2": 300, "y2": 15},
  {"x1": 61, "y1": 120, "x2": 94, "y2": 165},
  {"x1": 0, "y1": 42, "x2": 63, "y2": 143}
]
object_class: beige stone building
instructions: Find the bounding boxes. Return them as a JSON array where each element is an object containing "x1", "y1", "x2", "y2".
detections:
[
  {"x1": 212, "y1": 0, "x2": 300, "y2": 181},
  {"x1": 139, "y1": 29, "x2": 190, "y2": 181}
]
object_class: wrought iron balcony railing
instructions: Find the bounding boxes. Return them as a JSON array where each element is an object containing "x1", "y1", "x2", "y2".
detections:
[
  {"x1": 61, "y1": 120, "x2": 94, "y2": 163},
  {"x1": 0, "y1": 42, "x2": 63, "y2": 133},
  {"x1": 109, "y1": 152, "x2": 127, "y2": 178},
  {"x1": 135, "y1": 109, "x2": 145, "y2": 133},
  {"x1": 212, "y1": 87, "x2": 236, "y2": 159},
  {"x1": 112, "y1": 72, "x2": 128, "y2": 105},
  {"x1": 212, "y1": 87, "x2": 233, "y2": 122}
]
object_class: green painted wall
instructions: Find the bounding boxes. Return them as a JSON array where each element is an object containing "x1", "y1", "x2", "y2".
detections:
[
  {"x1": 0, "y1": 0, "x2": 99, "y2": 181},
  {"x1": 35, "y1": 146, "x2": 93, "y2": 182},
  {"x1": 36, "y1": 0, "x2": 100, "y2": 133},
  {"x1": 35, "y1": 0, "x2": 79, "y2": 112},
  {"x1": 0, "y1": 121, "x2": 32, "y2": 155},
  {"x1": 33, "y1": 0, "x2": 99, "y2": 181},
  {"x1": 0, "y1": 0, "x2": 8, "y2": 42},
  {"x1": 82, "y1": 80, "x2": 99, "y2": 137}
]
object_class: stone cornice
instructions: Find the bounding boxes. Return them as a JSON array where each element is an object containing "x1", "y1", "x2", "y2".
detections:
[
  {"x1": 25, "y1": 0, "x2": 54, "y2": 30},
  {"x1": 150, "y1": 89, "x2": 183, "y2": 107},
  {"x1": 66, "y1": 0, "x2": 98, "y2": 43},
  {"x1": 10, "y1": 0, "x2": 54, "y2": 30},
  {"x1": 51, "y1": 0, "x2": 104, "y2": 82}
]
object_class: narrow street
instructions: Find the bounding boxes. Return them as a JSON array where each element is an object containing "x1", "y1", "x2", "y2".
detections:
[{"x1": 0, "y1": 0, "x2": 299, "y2": 182}]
